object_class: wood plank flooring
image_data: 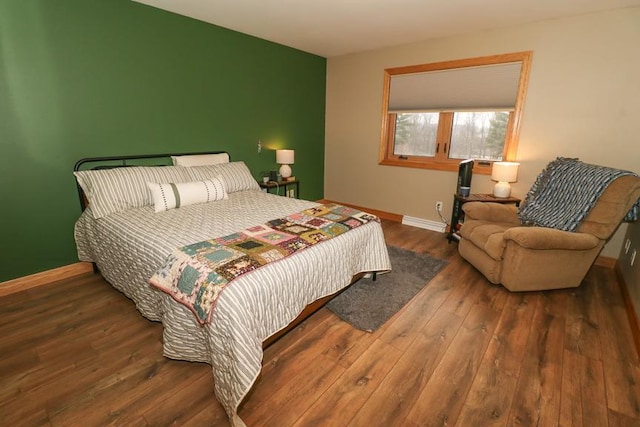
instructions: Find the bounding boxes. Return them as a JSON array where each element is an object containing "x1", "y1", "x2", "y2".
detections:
[{"x1": 2, "y1": 220, "x2": 640, "y2": 426}]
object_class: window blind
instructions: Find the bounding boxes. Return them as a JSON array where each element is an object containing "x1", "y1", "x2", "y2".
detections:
[{"x1": 388, "y1": 62, "x2": 522, "y2": 112}]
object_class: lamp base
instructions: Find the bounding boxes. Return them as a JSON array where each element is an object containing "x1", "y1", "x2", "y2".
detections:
[
  {"x1": 279, "y1": 164, "x2": 292, "y2": 179},
  {"x1": 493, "y1": 182, "x2": 512, "y2": 198}
]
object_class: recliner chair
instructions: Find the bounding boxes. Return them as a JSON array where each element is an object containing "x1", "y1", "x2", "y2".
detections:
[{"x1": 458, "y1": 164, "x2": 640, "y2": 292}]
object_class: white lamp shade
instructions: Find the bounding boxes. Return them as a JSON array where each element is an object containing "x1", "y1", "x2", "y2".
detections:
[
  {"x1": 491, "y1": 162, "x2": 519, "y2": 183},
  {"x1": 276, "y1": 149, "x2": 294, "y2": 179},
  {"x1": 276, "y1": 149, "x2": 294, "y2": 165},
  {"x1": 491, "y1": 161, "x2": 519, "y2": 198}
]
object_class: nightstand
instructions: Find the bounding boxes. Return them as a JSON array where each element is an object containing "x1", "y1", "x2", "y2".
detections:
[
  {"x1": 447, "y1": 193, "x2": 521, "y2": 242},
  {"x1": 259, "y1": 179, "x2": 299, "y2": 198}
]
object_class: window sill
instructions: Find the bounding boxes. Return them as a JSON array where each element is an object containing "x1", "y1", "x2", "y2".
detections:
[{"x1": 379, "y1": 158, "x2": 493, "y2": 174}]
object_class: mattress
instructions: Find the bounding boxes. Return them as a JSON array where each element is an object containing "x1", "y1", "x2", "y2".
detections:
[{"x1": 74, "y1": 189, "x2": 391, "y2": 426}]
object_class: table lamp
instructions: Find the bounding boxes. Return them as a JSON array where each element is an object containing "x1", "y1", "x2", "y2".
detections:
[
  {"x1": 491, "y1": 161, "x2": 519, "y2": 198},
  {"x1": 276, "y1": 149, "x2": 294, "y2": 179}
]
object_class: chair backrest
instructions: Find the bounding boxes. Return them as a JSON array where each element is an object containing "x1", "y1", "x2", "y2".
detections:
[{"x1": 577, "y1": 175, "x2": 640, "y2": 240}]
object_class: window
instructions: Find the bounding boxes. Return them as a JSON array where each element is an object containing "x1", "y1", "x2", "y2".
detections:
[{"x1": 379, "y1": 52, "x2": 532, "y2": 173}]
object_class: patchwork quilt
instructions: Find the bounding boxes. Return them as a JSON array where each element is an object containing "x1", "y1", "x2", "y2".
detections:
[{"x1": 150, "y1": 203, "x2": 379, "y2": 324}]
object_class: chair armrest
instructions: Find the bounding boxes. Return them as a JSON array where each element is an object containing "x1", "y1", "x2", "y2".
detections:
[
  {"x1": 462, "y1": 202, "x2": 520, "y2": 224},
  {"x1": 503, "y1": 226, "x2": 600, "y2": 250}
]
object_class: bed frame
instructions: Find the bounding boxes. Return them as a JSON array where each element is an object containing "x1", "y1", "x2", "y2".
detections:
[{"x1": 72, "y1": 150, "x2": 362, "y2": 348}]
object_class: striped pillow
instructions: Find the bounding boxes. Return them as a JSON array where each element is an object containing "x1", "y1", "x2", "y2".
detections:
[
  {"x1": 147, "y1": 177, "x2": 228, "y2": 212},
  {"x1": 74, "y1": 166, "x2": 194, "y2": 219},
  {"x1": 186, "y1": 162, "x2": 259, "y2": 193}
]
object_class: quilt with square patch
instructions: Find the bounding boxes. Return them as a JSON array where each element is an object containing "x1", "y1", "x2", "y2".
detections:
[{"x1": 149, "y1": 203, "x2": 378, "y2": 324}]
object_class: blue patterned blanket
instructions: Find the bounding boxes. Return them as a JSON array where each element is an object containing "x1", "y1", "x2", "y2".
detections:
[
  {"x1": 518, "y1": 157, "x2": 639, "y2": 231},
  {"x1": 149, "y1": 203, "x2": 378, "y2": 325}
]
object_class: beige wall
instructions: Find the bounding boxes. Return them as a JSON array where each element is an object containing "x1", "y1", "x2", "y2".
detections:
[{"x1": 324, "y1": 7, "x2": 640, "y2": 257}]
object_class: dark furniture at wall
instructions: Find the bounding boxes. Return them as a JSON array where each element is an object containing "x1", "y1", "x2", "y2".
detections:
[{"x1": 259, "y1": 179, "x2": 300, "y2": 198}]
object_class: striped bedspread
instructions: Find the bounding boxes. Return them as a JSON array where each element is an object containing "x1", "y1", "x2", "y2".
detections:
[
  {"x1": 150, "y1": 203, "x2": 379, "y2": 324},
  {"x1": 74, "y1": 191, "x2": 391, "y2": 427}
]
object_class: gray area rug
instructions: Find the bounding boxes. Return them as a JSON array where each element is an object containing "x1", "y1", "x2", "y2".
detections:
[{"x1": 326, "y1": 245, "x2": 448, "y2": 332}]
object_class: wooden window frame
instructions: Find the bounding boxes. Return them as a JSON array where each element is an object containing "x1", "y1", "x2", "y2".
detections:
[{"x1": 378, "y1": 51, "x2": 533, "y2": 174}]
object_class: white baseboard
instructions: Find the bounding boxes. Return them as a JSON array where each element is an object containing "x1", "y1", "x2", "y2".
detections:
[{"x1": 402, "y1": 215, "x2": 447, "y2": 233}]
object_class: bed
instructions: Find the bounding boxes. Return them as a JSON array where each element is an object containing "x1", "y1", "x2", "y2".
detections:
[{"x1": 73, "y1": 152, "x2": 391, "y2": 426}]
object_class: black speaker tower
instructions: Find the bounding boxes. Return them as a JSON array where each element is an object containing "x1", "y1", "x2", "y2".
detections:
[{"x1": 457, "y1": 159, "x2": 474, "y2": 194}]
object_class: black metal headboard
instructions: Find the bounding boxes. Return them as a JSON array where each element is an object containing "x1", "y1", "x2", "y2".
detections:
[{"x1": 73, "y1": 151, "x2": 230, "y2": 211}]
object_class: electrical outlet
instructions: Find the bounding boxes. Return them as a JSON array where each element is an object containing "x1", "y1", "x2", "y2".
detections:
[{"x1": 435, "y1": 201, "x2": 443, "y2": 211}]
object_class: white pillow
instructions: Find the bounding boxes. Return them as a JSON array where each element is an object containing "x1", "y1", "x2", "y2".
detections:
[
  {"x1": 147, "y1": 177, "x2": 228, "y2": 212},
  {"x1": 187, "y1": 161, "x2": 260, "y2": 193},
  {"x1": 74, "y1": 166, "x2": 194, "y2": 219},
  {"x1": 171, "y1": 153, "x2": 230, "y2": 166}
]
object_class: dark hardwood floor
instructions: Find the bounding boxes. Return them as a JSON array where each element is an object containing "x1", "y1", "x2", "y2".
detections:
[{"x1": 2, "y1": 220, "x2": 640, "y2": 426}]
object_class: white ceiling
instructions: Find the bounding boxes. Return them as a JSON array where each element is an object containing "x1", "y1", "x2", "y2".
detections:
[{"x1": 133, "y1": 0, "x2": 640, "y2": 57}]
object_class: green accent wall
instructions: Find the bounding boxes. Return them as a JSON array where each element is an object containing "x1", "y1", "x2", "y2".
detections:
[{"x1": 0, "y1": 0, "x2": 326, "y2": 281}]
